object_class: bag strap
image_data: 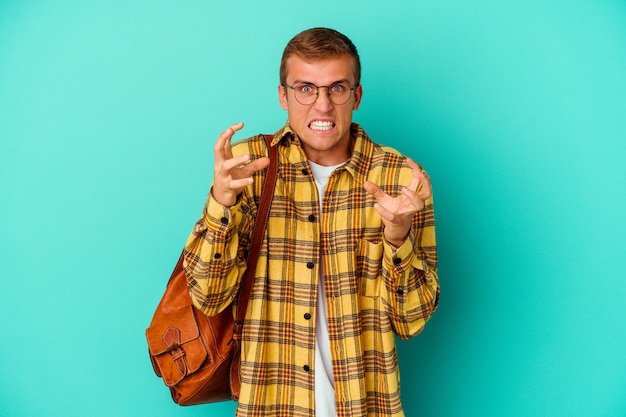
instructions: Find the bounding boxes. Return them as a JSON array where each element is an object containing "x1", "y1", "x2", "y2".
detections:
[{"x1": 233, "y1": 134, "x2": 278, "y2": 334}]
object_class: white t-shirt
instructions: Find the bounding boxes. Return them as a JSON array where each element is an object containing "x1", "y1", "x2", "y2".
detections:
[{"x1": 308, "y1": 160, "x2": 345, "y2": 417}]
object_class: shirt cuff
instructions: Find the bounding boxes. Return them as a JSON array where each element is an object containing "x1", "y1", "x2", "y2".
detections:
[
  {"x1": 383, "y1": 233, "x2": 426, "y2": 273},
  {"x1": 203, "y1": 189, "x2": 243, "y2": 231}
]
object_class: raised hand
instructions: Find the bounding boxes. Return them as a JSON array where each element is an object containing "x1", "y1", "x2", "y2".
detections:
[
  {"x1": 363, "y1": 157, "x2": 432, "y2": 247},
  {"x1": 212, "y1": 122, "x2": 271, "y2": 207}
]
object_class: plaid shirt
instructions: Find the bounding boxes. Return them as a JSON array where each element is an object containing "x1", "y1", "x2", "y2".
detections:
[{"x1": 184, "y1": 123, "x2": 439, "y2": 417}]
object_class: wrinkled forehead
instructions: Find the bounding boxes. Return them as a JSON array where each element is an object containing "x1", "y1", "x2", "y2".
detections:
[{"x1": 283, "y1": 54, "x2": 358, "y2": 85}]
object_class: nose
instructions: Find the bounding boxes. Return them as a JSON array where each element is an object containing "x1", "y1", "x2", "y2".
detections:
[{"x1": 313, "y1": 87, "x2": 333, "y2": 111}]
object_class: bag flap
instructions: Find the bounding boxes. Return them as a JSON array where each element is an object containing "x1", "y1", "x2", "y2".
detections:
[
  {"x1": 151, "y1": 336, "x2": 208, "y2": 386},
  {"x1": 146, "y1": 306, "x2": 209, "y2": 386},
  {"x1": 146, "y1": 305, "x2": 201, "y2": 355}
]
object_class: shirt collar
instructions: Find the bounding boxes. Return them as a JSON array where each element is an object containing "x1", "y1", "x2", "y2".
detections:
[{"x1": 271, "y1": 122, "x2": 374, "y2": 182}]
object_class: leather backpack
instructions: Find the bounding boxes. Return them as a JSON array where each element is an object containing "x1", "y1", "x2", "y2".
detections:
[{"x1": 146, "y1": 134, "x2": 278, "y2": 405}]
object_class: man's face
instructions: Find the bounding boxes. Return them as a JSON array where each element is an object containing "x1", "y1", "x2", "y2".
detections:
[{"x1": 278, "y1": 54, "x2": 363, "y2": 166}]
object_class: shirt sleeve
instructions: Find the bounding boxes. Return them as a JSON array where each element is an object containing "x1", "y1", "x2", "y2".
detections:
[{"x1": 182, "y1": 189, "x2": 252, "y2": 316}]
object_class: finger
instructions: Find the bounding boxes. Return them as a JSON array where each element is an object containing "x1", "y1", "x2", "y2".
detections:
[
  {"x1": 214, "y1": 122, "x2": 244, "y2": 162},
  {"x1": 223, "y1": 122, "x2": 245, "y2": 159},
  {"x1": 221, "y1": 154, "x2": 252, "y2": 174},
  {"x1": 415, "y1": 170, "x2": 432, "y2": 200},
  {"x1": 215, "y1": 124, "x2": 242, "y2": 153},
  {"x1": 401, "y1": 187, "x2": 425, "y2": 211},
  {"x1": 406, "y1": 157, "x2": 433, "y2": 198},
  {"x1": 364, "y1": 180, "x2": 388, "y2": 201},
  {"x1": 221, "y1": 155, "x2": 271, "y2": 181},
  {"x1": 373, "y1": 202, "x2": 396, "y2": 222},
  {"x1": 405, "y1": 157, "x2": 423, "y2": 192},
  {"x1": 226, "y1": 157, "x2": 271, "y2": 190},
  {"x1": 229, "y1": 177, "x2": 254, "y2": 190},
  {"x1": 243, "y1": 156, "x2": 271, "y2": 175}
]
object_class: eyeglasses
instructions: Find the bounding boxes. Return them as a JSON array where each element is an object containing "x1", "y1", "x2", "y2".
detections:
[{"x1": 283, "y1": 82, "x2": 358, "y2": 106}]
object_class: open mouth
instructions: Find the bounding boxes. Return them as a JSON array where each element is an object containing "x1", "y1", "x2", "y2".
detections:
[{"x1": 309, "y1": 120, "x2": 335, "y2": 132}]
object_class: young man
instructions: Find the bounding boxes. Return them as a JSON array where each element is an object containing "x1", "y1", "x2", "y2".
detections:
[{"x1": 184, "y1": 28, "x2": 439, "y2": 417}]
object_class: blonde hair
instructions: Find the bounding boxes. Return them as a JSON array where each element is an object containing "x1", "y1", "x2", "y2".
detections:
[{"x1": 279, "y1": 27, "x2": 361, "y2": 86}]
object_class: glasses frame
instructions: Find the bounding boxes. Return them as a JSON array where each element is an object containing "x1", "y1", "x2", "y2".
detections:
[{"x1": 282, "y1": 82, "x2": 358, "y2": 106}]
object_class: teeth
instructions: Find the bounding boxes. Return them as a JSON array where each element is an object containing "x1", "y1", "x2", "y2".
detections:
[{"x1": 310, "y1": 121, "x2": 334, "y2": 131}]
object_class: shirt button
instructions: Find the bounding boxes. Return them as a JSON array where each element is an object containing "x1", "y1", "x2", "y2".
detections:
[
  {"x1": 301, "y1": 168, "x2": 309, "y2": 175},
  {"x1": 214, "y1": 253, "x2": 222, "y2": 259},
  {"x1": 304, "y1": 313, "x2": 311, "y2": 320},
  {"x1": 308, "y1": 214, "x2": 316, "y2": 222},
  {"x1": 303, "y1": 365, "x2": 310, "y2": 372},
  {"x1": 393, "y1": 257, "x2": 402, "y2": 266},
  {"x1": 220, "y1": 217, "x2": 229, "y2": 225},
  {"x1": 396, "y1": 288, "x2": 404, "y2": 295},
  {"x1": 306, "y1": 262, "x2": 315, "y2": 269}
]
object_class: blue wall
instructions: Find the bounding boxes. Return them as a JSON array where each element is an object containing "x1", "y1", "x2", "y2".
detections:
[{"x1": 1, "y1": 1, "x2": 624, "y2": 416}]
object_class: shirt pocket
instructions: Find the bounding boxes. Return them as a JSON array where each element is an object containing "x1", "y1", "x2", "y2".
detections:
[{"x1": 357, "y1": 239, "x2": 383, "y2": 298}]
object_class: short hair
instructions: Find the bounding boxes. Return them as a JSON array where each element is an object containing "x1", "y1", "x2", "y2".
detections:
[{"x1": 279, "y1": 27, "x2": 361, "y2": 86}]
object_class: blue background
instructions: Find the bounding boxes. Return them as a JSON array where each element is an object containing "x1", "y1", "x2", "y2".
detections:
[{"x1": 1, "y1": 1, "x2": 625, "y2": 416}]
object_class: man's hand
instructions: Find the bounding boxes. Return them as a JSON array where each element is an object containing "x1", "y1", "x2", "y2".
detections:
[
  {"x1": 363, "y1": 158, "x2": 432, "y2": 248},
  {"x1": 212, "y1": 122, "x2": 271, "y2": 207}
]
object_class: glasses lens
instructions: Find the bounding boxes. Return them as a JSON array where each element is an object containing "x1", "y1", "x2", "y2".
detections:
[
  {"x1": 292, "y1": 83, "x2": 353, "y2": 105},
  {"x1": 294, "y1": 84, "x2": 317, "y2": 105},
  {"x1": 327, "y1": 83, "x2": 352, "y2": 105}
]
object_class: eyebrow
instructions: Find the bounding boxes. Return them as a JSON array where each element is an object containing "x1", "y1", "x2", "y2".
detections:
[{"x1": 291, "y1": 78, "x2": 352, "y2": 85}]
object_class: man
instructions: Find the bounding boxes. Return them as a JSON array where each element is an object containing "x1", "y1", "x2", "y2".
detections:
[{"x1": 184, "y1": 27, "x2": 439, "y2": 417}]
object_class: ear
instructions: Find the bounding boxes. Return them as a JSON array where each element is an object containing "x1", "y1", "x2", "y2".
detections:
[
  {"x1": 278, "y1": 84, "x2": 288, "y2": 110},
  {"x1": 352, "y1": 84, "x2": 363, "y2": 110}
]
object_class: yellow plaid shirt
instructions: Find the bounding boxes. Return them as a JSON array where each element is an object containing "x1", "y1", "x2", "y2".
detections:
[{"x1": 184, "y1": 123, "x2": 439, "y2": 417}]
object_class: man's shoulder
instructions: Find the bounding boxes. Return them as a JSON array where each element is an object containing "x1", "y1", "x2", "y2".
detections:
[
  {"x1": 368, "y1": 145, "x2": 409, "y2": 174},
  {"x1": 374, "y1": 143, "x2": 406, "y2": 159},
  {"x1": 353, "y1": 123, "x2": 406, "y2": 160},
  {"x1": 357, "y1": 138, "x2": 407, "y2": 170}
]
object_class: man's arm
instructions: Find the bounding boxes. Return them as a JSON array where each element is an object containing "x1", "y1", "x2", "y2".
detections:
[
  {"x1": 365, "y1": 159, "x2": 439, "y2": 338},
  {"x1": 183, "y1": 123, "x2": 269, "y2": 316},
  {"x1": 379, "y1": 197, "x2": 439, "y2": 339}
]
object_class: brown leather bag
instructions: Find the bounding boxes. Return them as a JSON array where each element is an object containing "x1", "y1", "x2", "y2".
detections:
[{"x1": 146, "y1": 134, "x2": 278, "y2": 405}]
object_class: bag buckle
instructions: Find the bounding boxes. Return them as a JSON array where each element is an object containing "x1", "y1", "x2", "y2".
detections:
[
  {"x1": 232, "y1": 320, "x2": 244, "y2": 339},
  {"x1": 162, "y1": 327, "x2": 189, "y2": 376}
]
